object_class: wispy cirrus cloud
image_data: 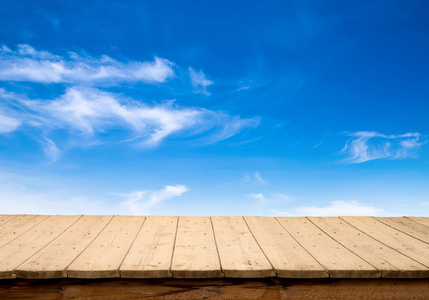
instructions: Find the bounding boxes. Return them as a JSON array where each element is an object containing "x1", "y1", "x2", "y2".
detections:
[
  {"x1": 241, "y1": 171, "x2": 267, "y2": 185},
  {"x1": 340, "y1": 131, "x2": 425, "y2": 163},
  {"x1": 0, "y1": 44, "x2": 175, "y2": 84},
  {"x1": 0, "y1": 87, "x2": 259, "y2": 152},
  {"x1": 275, "y1": 200, "x2": 391, "y2": 217},
  {"x1": 0, "y1": 45, "x2": 260, "y2": 161},
  {"x1": 189, "y1": 67, "x2": 213, "y2": 95},
  {"x1": 119, "y1": 185, "x2": 188, "y2": 214},
  {"x1": 0, "y1": 112, "x2": 20, "y2": 133}
]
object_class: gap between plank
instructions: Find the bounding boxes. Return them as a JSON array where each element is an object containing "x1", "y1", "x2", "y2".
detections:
[
  {"x1": 274, "y1": 216, "x2": 329, "y2": 278},
  {"x1": 64, "y1": 215, "x2": 115, "y2": 278},
  {"x1": 339, "y1": 217, "x2": 429, "y2": 269},
  {"x1": 306, "y1": 217, "x2": 382, "y2": 276},
  {"x1": 242, "y1": 217, "x2": 277, "y2": 277},
  {"x1": 374, "y1": 217, "x2": 429, "y2": 245},
  {"x1": 117, "y1": 216, "x2": 147, "y2": 278},
  {"x1": 168, "y1": 216, "x2": 180, "y2": 278},
  {"x1": 13, "y1": 215, "x2": 84, "y2": 277},
  {"x1": 210, "y1": 216, "x2": 225, "y2": 278}
]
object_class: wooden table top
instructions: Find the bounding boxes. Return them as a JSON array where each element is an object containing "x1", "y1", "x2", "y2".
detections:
[{"x1": 0, "y1": 215, "x2": 428, "y2": 279}]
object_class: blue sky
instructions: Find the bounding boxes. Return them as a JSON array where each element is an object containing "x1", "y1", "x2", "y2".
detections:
[{"x1": 0, "y1": 0, "x2": 428, "y2": 216}]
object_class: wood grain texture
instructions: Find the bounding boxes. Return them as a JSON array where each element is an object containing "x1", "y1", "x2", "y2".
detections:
[
  {"x1": 0, "y1": 215, "x2": 19, "y2": 228},
  {"x1": 171, "y1": 216, "x2": 222, "y2": 278},
  {"x1": 0, "y1": 215, "x2": 427, "y2": 279},
  {"x1": 375, "y1": 217, "x2": 429, "y2": 244},
  {"x1": 244, "y1": 216, "x2": 327, "y2": 278},
  {"x1": 14, "y1": 215, "x2": 113, "y2": 279},
  {"x1": 309, "y1": 217, "x2": 429, "y2": 278},
  {"x1": 0, "y1": 215, "x2": 49, "y2": 248},
  {"x1": 212, "y1": 216, "x2": 275, "y2": 278},
  {"x1": 120, "y1": 216, "x2": 177, "y2": 278},
  {"x1": 407, "y1": 217, "x2": 429, "y2": 228},
  {"x1": 341, "y1": 216, "x2": 429, "y2": 268},
  {"x1": 276, "y1": 217, "x2": 380, "y2": 278},
  {"x1": 0, "y1": 215, "x2": 81, "y2": 279},
  {"x1": 66, "y1": 215, "x2": 145, "y2": 278}
]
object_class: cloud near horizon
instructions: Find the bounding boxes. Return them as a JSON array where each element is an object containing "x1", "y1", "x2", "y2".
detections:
[
  {"x1": 276, "y1": 200, "x2": 391, "y2": 217},
  {"x1": 340, "y1": 131, "x2": 425, "y2": 163},
  {"x1": 0, "y1": 44, "x2": 175, "y2": 84},
  {"x1": 119, "y1": 185, "x2": 188, "y2": 214}
]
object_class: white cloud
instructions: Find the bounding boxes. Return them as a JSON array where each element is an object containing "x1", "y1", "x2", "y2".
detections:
[
  {"x1": 240, "y1": 171, "x2": 268, "y2": 185},
  {"x1": 189, "y1": 67, "x2": 213, "y2": 95},
  {"x1": 249, "y1": 192, "x2": 291, "y2": 206},
  {"x1": 340, "y1": 131, "x2": 425, "y2": 163},
  {"x1": 254, "y1": 171, "x2": 266, "y2": 184},
  {"x1": 120, "y1": 185, "x2": 188, "y2": 214},
  {"x1": 0, "y1": 170, "x2": 188, "y2": 215},
  {"x1": 0, "y1": 44, "x2": 175, "y2": 84},
  {"x1": 1, "y1": 87, "x2": 260, "y2": 154},
  {"x1": 249, "y1": 193, "x2": 267, "y2": 204},
  {"x1": 42, "y1": 138, "x2": 61, "y2": 163},
  {"x1": 275, "y1": 200, "x2": 391, "y2": 217},
  {"x1": 249, "y1": 193, "x2": 265, "y2": 200},
  {"x1": 0, "y1": 112, "x2": 20, "y2": 133}
]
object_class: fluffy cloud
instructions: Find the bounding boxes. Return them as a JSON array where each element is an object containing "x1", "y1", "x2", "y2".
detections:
[
  {"x1": 189, "y1": 67, "x2": 213, "y2": 95},
  {"x1": 340, "y1": 131, "x2": 425, "y2": 163},
  {"x1": 276, "y1": 200, "x2": 390, "y2": 217},
  {"x1": 120, "y1": 185, "x2": 188, "y2": 214},
  {"x1": 0, "y1": 44, "x2": 174, "y2": 84}
]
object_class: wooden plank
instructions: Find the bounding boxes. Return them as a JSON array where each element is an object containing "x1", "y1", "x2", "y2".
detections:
[
  {"x1": 0, "y1": 215, "x2": 81, "y2": 279},
  {"x1": 276, "y1": 217, "x2": 379, "y2": 278},
  {"x1": 341, "y1": 216, "x2": 429, "y2": 268},
  {"x1": 171, "y1": 216, "x2": 222, "y2": 278},
  {"x1": 0, "y1": 215, "x2": 49, "y2": 248},
  {"x1": 406, "y1": 217, "x2": 429, "y2": 228},
  {"x1": 0, "y1": 215, "x2": 19, "y2": 227},
  {"x1": 211, "y1": 216, "x2": 275, "y2": 278},
  {"x1": 375, "y1": 217, "x2": 429, "y2": 244},
  {"x1": 14, "y1": 215, "x2": 113, "y2": 279},
  {"x1": 309, "y1": 217, "x2": 429, "y2": 278},
  {"x1": 244, "y1": 216, "x2": 327, "y2": 278},
  {"x1": 120, "y1": 216, "x2": 177, "y2": 278},
  {"x1": 66, "y1": 215, "x2": 145, "y2": 278}
]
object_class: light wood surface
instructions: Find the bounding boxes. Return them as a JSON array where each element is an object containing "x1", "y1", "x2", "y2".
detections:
[
  {"x1": 0, "y1": 215, "x2": 428, "y2": 279},
  {"x1": 120, "y1": 216, "x2": 177, "y2": 278},
  {"x1": 14, "y1": 215, "x2": 113, "y2": 278},
  {"x1": 171, "y1": 216, "x2": 222, "y2": 278},
  {"x1": 244, "y1": 216, "x2": 327, "y2": 278},
  {"x1": 212, "y1": 216, "x2": 275, "y2": 277},
  {"x1": 0, "y1": 215, "x2": 19, "y2": 227},
  {"x1": 375, "y1": 217, "x2": 429, "y2": 244},
  {"x1": 0, "y1": 215, "x2": 80, "y2": 278},
  {"x1": 67, "y1": 215, "x2": 145, "y2": 278},
  {"x1": 276, "y1": 217, "x2": 379, "y2": 278},
  {"x1": 407, "y1": 216, "x2": 429, "y2": 227},
  {"x1": 309, "y1": 217, "x2": 429, "y2": 278},
  {"x1": 341, "y1": 216, "x2": 429, "y2": 268},
  {"x1": 0, "y1": 215, "x2": 49, "y2": 248}
]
